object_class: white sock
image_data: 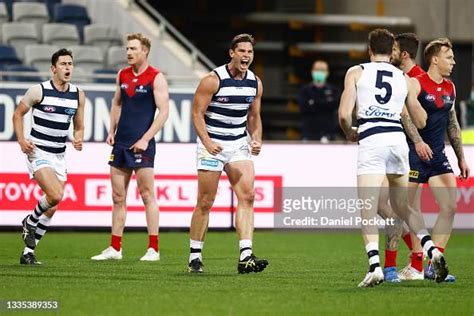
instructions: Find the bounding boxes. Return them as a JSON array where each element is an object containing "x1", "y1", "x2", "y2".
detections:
[
  {"x1": 365, "y1": 242, "x2": 380, "y2": 272},
  {"x1": 239, "y1": 239, "x2": 252, "y2": 261},
  {"x1": 23, "y1": 247, "x2": 34, "y2": 255},
  {"x1": 189, "y1": 239, "x2": 203, "y2": 263},
  {"x1": 416, "y1": 230, "x2": 437, "y2": 259}
]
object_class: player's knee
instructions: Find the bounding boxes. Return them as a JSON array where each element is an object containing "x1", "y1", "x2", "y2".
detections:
[
  {"x1": 48, "y1": 188, "x2": 64, "y2": 205},
  {"x1": 239, "y1": 190, "x2": 255, "y2": 206},
  {"x1": 44, "y1": 207, "x2": 57, "y2": 217},
  {"x1": 440, "y1": 201, "x2": 456, "y2": 218},
  {"x1": 112, "y1": 191, "x2": 126, "y2": 206},
  {"x1": 196, "y1": 195, "x2": 215, "y2": 213},
  {"x1": 139, "y1": 188, "x2": 154, "y2": 205}
]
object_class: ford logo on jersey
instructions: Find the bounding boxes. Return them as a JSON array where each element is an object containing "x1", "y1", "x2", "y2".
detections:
[
  {"x1": 245, "y1": 96, "x2": 255, "y2": 103},
  {"x1": 65, "y1": 108, "x2": 76, "y2": 115},
  {"x1": 43, "y1": 106, "x2": 56, "y2": 112},
  {"x1": 364, "y1": 105, "x2": 396, "y2": 118},
  {"x1": 425, "y1": 94, "x2": 436, "y2": 102}
]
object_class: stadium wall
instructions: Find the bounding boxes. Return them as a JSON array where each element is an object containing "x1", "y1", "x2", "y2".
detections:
[{"x1": 0, "y1": 84, "x2": 473, "y2": 229}]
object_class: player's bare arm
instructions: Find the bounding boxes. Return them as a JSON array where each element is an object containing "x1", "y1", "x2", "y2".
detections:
[
  {"x1": 12, "y1": 85, "x2": 42, "y2": 154},
  {"x1": 338, "y1": 66, "x2": 361, "y2": 142},
  {"x1": 130, "y1": 72, "x2": 170, "y2": 153},
  {"x1": 192, "y1": 72, "x2": 223, "y2": 155},
  {"x1": 107, "y1": 71, "x2": 123, "y2": 146},
  {"x1": 404, "y1": 76, "x2": 427, "y2": 129},
  {"x1": 447, "y1": 106, "x2": 470, "y2": 180},
  {"x1": 247, "y1": 76, "x2": 263, "y2": 155},
  {"x1": 401, "y1": 109, "x2": 433, "y2": 161},
  {"x1": 72, "y1": 89, "x2": 86, "y2": 151}
]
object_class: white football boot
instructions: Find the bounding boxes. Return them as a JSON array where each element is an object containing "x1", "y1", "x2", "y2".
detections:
[
  {"x1": 358, "y1": 266, "x2": 384, "y2": 288},
  {"x1": 140, "y1": 248, "x2": 160, "y2": 261},
  {"x1": 398, "y1": 265, "x2": 424, "y2": 280},
  {"x1": 91, "y1": 246, "x2": 122, "y2": 260}
]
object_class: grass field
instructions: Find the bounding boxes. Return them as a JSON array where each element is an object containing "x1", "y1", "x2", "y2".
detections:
[{"x1": 0, "y1": 230, "x2": 473, "y2": 315}]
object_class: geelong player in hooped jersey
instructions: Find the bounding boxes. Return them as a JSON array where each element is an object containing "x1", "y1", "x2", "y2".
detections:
[
  {"x1": 187, "y1": 34, "x2": 268, "y2": 274},
  {"x1": 91, "y1": 33, "x2": 169, "y2": 262},
  {"x1": 338, "y1": 29, "x2": 449, "y2": 287},
  {"x1": 13, "y1": 48, "x2": 85, "y2": 265},
  {"x1": 401, "y1": 38, "x2": 470, "y2": 282}
]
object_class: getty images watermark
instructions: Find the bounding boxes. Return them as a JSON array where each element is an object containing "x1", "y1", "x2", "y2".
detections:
[{"x1": 274, "y1": 187, "x2": 395, "y2": 229}]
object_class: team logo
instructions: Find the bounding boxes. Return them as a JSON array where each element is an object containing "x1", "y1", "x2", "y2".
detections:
[
  {"x1": 200, "y1": 159, "x2": 219, "y2": 167},
  {"x1": 109, "y1": 154, "x2": 114, "y2": 162},
  {"x1": 245, "y1": 96, "x2": 255, "y2": 103},
  {"x1": 425, "y1": 94, "x2": 436, "y2": 102},
  {"x1": 43, "y1": 106, "x2": 56, "y2": 112},
  {"x1": 409, "y1": 170, "x2": 419, "y2": 178},
  {"x1": 134, "y1": 153, "x2": 143, "y2": 163},
  {"x1": 216, "y1": 97, "x2": 229, "y2": 103},
  {"x1": 136, "y1": 85, "x2": 147, "y2": 93},
  {"x1": 442, "y1": 95, "x2": 454, "y2": 106},
  {"x1": 65, "y1": 108, "x2": 76, "y2": 115}
]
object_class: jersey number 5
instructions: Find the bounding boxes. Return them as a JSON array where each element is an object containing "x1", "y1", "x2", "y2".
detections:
[{"x1": 375, "y1": 70, "x2": 393, "y2": 104}]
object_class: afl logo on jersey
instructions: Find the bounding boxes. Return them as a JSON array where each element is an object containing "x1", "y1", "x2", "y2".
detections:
[
  {"x1": 425, "y1": 94, "x2": 436, "y2": 102},
  {"x1": 216, "y1": 97, "x2": 229, "y2": 103},
  {"x1": 121, "y1": 83, "x2": 129, "y2": 89},
  {"x1": 43, "y1": 106, "x2": 56, "y2": 112}
]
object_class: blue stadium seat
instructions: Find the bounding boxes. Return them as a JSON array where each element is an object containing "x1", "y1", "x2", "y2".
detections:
[
  {"x1": 93, "y1": 68, "x2": 117, "y2": 84},
  {"x1": 45, "y1": 0, "x2": 61, "y2": 20},
  {"x1": 0, "y1": 44, "x2": 22, "y2": 70},
  {"x1": 3, "y1": 64, "x2": 41, "y2": 82},
  {"x1": 53, "y1": 4, "x2": 90, "y2": 41}
]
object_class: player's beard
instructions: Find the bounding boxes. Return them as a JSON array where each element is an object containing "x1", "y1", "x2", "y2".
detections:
[{"x1": 391, "y1": 57, "x2": 402, "y2": 67}]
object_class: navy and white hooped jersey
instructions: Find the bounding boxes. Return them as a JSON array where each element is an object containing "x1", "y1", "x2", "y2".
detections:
[
  {"x1": 30, "y1": 80, "x2": 79, "y2": 154},
  {"x1": 204, "y1": 64, "x2": 258, "y2": 144},
  {"x1": 356, "y1": 62, "x2": 407, "y2": 147}
]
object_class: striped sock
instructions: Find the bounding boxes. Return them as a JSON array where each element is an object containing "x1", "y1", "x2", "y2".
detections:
[
  {"x1": 416, "y1": 230, "x2": 437, "y2": 260},
  {"x1": 189, "y1": 239, "x2": 203, "y2": 263},
  {"x1": 28, "y1": 196, "x2": 53, "y2": 226},
  {"x1": 366, "y1": 242, "x2": 380, "y2": 272},
  {"x1": 22, "y1": 215, "x2": 52, "y2": 255},
  {"x1": 239, "y1": 239, "x2": 252, "y2": 261}
]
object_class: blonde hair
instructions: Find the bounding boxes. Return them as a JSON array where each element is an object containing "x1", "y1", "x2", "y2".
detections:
[
  {"x1": 127, "y1": 33, "x2": 151, "y2": 54},
  {"x1": 424, "y1": 38, "x2": 452, "y2": 66}
]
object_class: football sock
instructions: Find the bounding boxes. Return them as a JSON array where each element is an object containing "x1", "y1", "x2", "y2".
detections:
[
  {"x1": 189, "y1": 239, "x2": 203, "y2": 263},
  {"x1": 239, "y1": 239, "x2": 252, "y2": 261},
  {"x1": 111, "y1": 234, "x2": 122, "y2": 251},
  {"x1": 384, "y1": 250, "x2": 397, "y2": 268},
  {"x1": 148, "y1": 235, "x2": 159, "y2": 252},
  {"x1": 28, "y1": 196, "x2": 53, "y2": 226},
  {"x1": 366, "y1": 242, "x2": 380, "y2": 272}
]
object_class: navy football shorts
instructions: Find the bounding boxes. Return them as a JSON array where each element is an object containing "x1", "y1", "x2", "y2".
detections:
[
  {"x1": 408, "y1": 150, "x2": 453, "y2": 183},
  {"x1": 108, "y1": 143, "x2": 155, "y2": 169}
]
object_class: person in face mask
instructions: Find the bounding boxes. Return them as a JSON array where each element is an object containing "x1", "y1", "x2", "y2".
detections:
[{"x1": 297, "y1": 59, "x2": 342, "y2": 141}]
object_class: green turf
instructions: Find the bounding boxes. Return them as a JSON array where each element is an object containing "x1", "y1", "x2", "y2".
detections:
[{"x1": 0, "y1": 231, "x2": 473, "y2": 315}]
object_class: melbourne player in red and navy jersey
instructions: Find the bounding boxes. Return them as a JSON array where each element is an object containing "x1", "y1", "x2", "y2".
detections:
[
  {"x1": 91, "y1": 33, "x2": 170, "y2": 262},
  {"x1": 403, "y1": 38, "x2": 470, "y2": 282}
]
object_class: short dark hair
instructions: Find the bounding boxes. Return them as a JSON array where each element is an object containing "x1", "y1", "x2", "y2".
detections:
[
  {"x1": 230, "y1": 33, "x2": 255, "y2": 50},
  {"x1": 395, "y1": 33, "x2": 420, "y2": 59},
  {"x1": 424, "y1": 38, "x2": 452, "y2": 66},
  {"x1": 368, "y1": 28, "x2": 394, "y2": 55},
  {"x1": 51, "y1": 48, "x2": 73, "y2": 66}
]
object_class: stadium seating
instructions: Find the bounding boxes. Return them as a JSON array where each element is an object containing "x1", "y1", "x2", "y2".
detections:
[
  {"x1": 0, "y1": 2, "x2": 8, "y2": 39},
  {"x1": 106, "y1": 46, "x2": 127, "y2": 70},
  {"x1": 45, "y1": 0, "x2": 61, "y2": 20},
  {"x1": 0, "y1": 0, "x2": 12, "y2": 22},
  {"x1": 2, "y1": 22, "x2": 39, "y2": 60},
  {"x1": 0, "y1": 43, "x2": 21, "y2": 69},
  {"x1": 53, "y1": 4, "x2": 90, "y2": 41},
  {"x1": 93, "y1": 68, "x2": 117, "y2": 84},
  {"x1": 84, "y1": 24, "x2": 122, "y2": 52},
  {"x1": 24, "y1": 43, "x2": 59, "y2": 72},
  {"x1": 43, "y1": 23, "x2": 80, "y2": 47},
  {"x1": 3, "y1": 64, "x2": 41, "y2": 81},
  {"x1": 12, "y1": 2, "x2": 49, "y2": 35},
  {"x1": 68, "y1": 45, "x2": 104, "y2": 73}
]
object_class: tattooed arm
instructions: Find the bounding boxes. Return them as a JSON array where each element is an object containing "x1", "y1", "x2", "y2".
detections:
[
  {"x1": 401, "y1": 109, "x2": 433, "y2": 161},
  {"x1": 447, "y1": 106, "x2": 470, "y2": 180}
]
